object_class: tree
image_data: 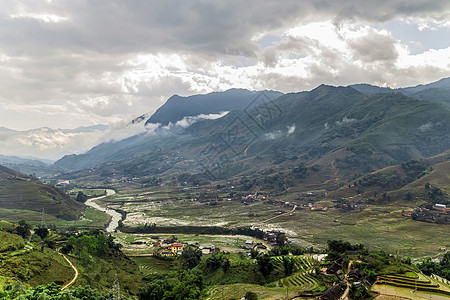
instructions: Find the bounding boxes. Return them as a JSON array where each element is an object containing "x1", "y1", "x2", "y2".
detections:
[
  {"x1": 222, "y1": 258, "x2": 231, "y2": 273},
  {"x1": 163, "y1": 270, "x2": 203, "y2": 300},
  {"x1": 181, "y1": 246, "x2": 202, "y2": 269},
  {"x1": 275, "y1": 232, "x2": 287, "y2": 246},
  {"x1": 205, "y1": 253, "x2": 224, "y2": 271},
  {"x1": 34, "y1": 227, "x2": 49, "y2": 239},
  {"x1": 441, "y1": 251, "x2": 450, "y2": 267},
  {"x1": 244, "y1": 291, "x2": 258, "y2": 300},
  {"x1": 13, "y1": 220, "x2": 31, "y2": 239},
  {"x1": 42, "y1": 237, "x2": 55, "y2": 249},
  {"x1": 256, "y1": 255, "x2": 274, "y2": 276},
  {"x1": 282, "y1": 257, "x2": 295, "y2": 276},
  {"x1": 137, "y1": 278, "x2": 171, "y2": 300},
  {"x1": 76, "y1": 191, "x2": 88, "y2": 203}
]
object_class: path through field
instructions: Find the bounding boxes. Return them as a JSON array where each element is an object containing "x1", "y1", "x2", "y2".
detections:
[
  {"x1": 258, "y1": 205, "x2": 297, "y2": 224},
  {"x1": 60, "y1": 253, "x2": 78, "y2": 290},
  {"x1": 340, "y1": 260, "x2": 353, "y2": 300}
]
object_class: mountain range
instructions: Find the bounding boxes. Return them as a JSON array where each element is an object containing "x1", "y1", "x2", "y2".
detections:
[
  {"x1": 146, "y1": 88, "x2": 283, "y2": 126},
  {"x1": 53, "y1": 78, "x2": 450, "y2": 188}
]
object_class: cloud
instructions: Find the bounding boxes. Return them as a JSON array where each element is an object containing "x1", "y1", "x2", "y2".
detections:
[
  {"x1": 287, "y1": 124, "x2": 296, "y2": 135},
  {"x1": 348, "y1": 29, "x2": 399, "y2": 63},
  {"x1": 336, "y1": 117, "x2": 357, "y2": 126},
  {"x1": 264, "y1": 130, "x2": 283, "y2": 140},
  {"x1": 1, "y1": 0, "x2": 450, "y2": 135},
  {"x1": 174, "y1": 112, "x2": 229, "y2": 128}
]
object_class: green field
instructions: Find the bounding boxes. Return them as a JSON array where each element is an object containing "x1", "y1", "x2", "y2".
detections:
[
  {"x1": 0, "y1": 247, "x2": 74, "y2": 288},
  {"x1": 104, "y1": 183, "x2": 450, "y2": 257},
  {"x1": 373, "y1": 272, "x2": 450, "y2": 299}
]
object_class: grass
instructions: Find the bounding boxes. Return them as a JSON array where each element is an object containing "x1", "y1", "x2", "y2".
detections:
[
  {"x1": 69, "y1": 254, "x2": 143, "y2": 295},
  {"x1": 0, "y1": 231, "x2": 24, "y2": 253},
  {"x1": 205, "y1": 283, "x2": 317, "y2": 300},
  {"x1": 113, "y1": 232, "x2": 268, "y2": 255},
  {"x1": 67, "y1": 188, "x2": 107, "y2": 199},
  {"x1": 130, "y1": 256, "x2": 178, "y2": 275},
  {"x1": 0, "y1": 176, "x2": 84, "y2": 222},
  {"x1": 0, "y1": 248, "x2": 74, "y2": 288},
  {"x1": 373, "y1": 272, "x2": 450, "y2": 299},
  {"x1": 103, "y1": 182, "x2": 450, "y2": 257},
  {"x1": 0, "y1": 206, "x2": 110, "y2": 230}
]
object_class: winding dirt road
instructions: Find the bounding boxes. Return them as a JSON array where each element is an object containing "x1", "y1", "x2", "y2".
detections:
[{"x1": 59, "y1": 253, "x2": 79, "y2": 290}]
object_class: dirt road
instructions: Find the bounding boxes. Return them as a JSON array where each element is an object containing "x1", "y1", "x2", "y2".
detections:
[{"x1": 60, "y1": 253, "x2": 79, "y2": 290}]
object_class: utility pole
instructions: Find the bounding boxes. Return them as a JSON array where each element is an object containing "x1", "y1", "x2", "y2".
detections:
[{"x1": 41, "y1": 208, "x2": 46, "y2": 228}]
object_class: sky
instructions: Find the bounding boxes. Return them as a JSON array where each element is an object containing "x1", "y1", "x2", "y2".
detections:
[{"x1": 1, "y1": 1, "x2": 450, "y2": 159}]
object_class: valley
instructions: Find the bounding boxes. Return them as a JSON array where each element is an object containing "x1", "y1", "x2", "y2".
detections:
[{"x1": 1, "y1": 79, "x2": 450, "y2": 299}]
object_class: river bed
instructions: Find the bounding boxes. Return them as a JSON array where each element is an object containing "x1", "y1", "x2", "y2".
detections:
[{"x1": 84, "y1": 189, "x2": 122, "y2": 232}]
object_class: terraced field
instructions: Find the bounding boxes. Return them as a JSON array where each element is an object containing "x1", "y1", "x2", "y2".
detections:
[
  {"x1": 271, "y1": 256, "x2": 322, "y2": 291},
  {"x1": 374, "y1": 272, "x2": 450, "y2": 298}
]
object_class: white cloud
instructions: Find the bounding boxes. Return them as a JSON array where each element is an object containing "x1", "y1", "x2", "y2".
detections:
[
  {"x1": 0, "y1": 0, "x2": 450, "y2": 145},
  {"x1": 287, "y1": 124, "x2": 296, "y2": 135},
  {"x1": 174, "y1": 112, "x2": 229, "y2": 128}
]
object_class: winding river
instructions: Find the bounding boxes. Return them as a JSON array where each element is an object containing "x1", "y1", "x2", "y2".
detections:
[{"x1": 84, "y1": 189, "x2": 122, "y2": 232}]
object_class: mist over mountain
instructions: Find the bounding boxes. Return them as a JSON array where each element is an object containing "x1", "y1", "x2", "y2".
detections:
[
  {"x1": 54, "y1": 79, "x2": 450, "y2": 185},
  {"x1": 145, "y1": 88, "x2": 283, "y2": 126}
]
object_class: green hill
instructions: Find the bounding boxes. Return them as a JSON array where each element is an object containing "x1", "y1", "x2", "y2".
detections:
[
  {"x1": 145, "y1": 88, "x2": 283, "y2": 126},
  {"x1": 0, "y1": 164, "x2": 84, "y2": 223},
  {"x1": 53, "y1": 84, "x2": 450, "y2": 187}
]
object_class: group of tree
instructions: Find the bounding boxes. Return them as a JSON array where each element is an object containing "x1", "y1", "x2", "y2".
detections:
[
  {"x1": 75, "y1": 191, "x2": 88, "y2": 203},
  {"x1": 60, "y1": 231, "x2": 117, "y2": 261},
  {"x1": 137, "y1": 270, "x2": 203, "y2": 300},
  {"x1": 418, "y1": 251, "x2": 450, "y2": 280},
  {"x1": 0, "y1": 282, "x2": 110, "y2": 300}
]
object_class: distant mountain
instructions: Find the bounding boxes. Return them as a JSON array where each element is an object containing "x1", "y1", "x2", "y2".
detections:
[
  {"x1": 54, "y1": 84, "x2": 450, "y2": 185},
  {"x1": 0, "y1": 164, "x2": 84, "y2": 221},
  {"x1": 145, "y1": 88, "x2": 283, "y2": 126},
  {"x1": 0, "y1": 124, "x2": 110, "y2": 161},
  {"x1": 350, "y1": 77, "x2": 450, "y2": 110},
  {"x1": 399, "y1": 77, "x2": 450, "y2": 95},
  {"x1": 0, "y1": 126, "x2": 18, "y2": 132},
  {"x1": 0, "y1": 154, "x2": 51, "y2": 166},
  {"x1": 409, "y1": 88, "x2": 450, "y2": 109},
  {"x1": 348, "y1": 84, "x2": 394, "y2": 95},
  {"x1": 350, "y1": 77, "x2": 450, "y2": 95},
  {"x1": 60, "y1": 124, "x2": 109, "y2": 134}
]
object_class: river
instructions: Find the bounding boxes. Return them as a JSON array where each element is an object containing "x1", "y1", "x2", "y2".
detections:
[{"x1": 84, "y1": 189, "x2": 122, "y2": 232}]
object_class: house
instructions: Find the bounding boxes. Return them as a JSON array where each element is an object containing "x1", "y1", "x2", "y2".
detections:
[
  {"x1": 347, "y1": 268, "x2": 362, "y2": 282},
  {"x1": 326, "y1": 262, "x2": 341, "y2": 274},
  {"x1": 240, "y1": 245, "x2": 253, "y2": 250},
  {"x1": 168, "y1": 243, "x2": 183, "y2": 255},
  {"x1": 245, "y1": 240, "x2": 254, "y2": 245},
  {"x1": 161, "y1": 250, "x2": 173, "y2": 257},
  {"x1": 200, "y1": 244, "x2": 216, "y2": 255},
  {"x1": 311, "y1": 206, "x2": 328, "y2": 211},
  {"x1": 320, "y1": 284, "x2": 345, "y2": 300},
  {"x1": 255, "y1": 244, "x2": 267, "y2": 249}
]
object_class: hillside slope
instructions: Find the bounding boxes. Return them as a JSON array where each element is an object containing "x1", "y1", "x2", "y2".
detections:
[
  {"x1": 0, "y1": 165, "x2": 84, "y2": 222},
  {"x1": 145, "y1": 88, "x2": 283, "y2": 126},
  {"x1": 54, "y1": 85, "x2": 450, "y2": 186}
]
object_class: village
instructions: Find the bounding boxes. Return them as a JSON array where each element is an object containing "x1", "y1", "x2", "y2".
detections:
[{"x1": 411, "y1": 203, "x2": 450, "y2": 224}]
